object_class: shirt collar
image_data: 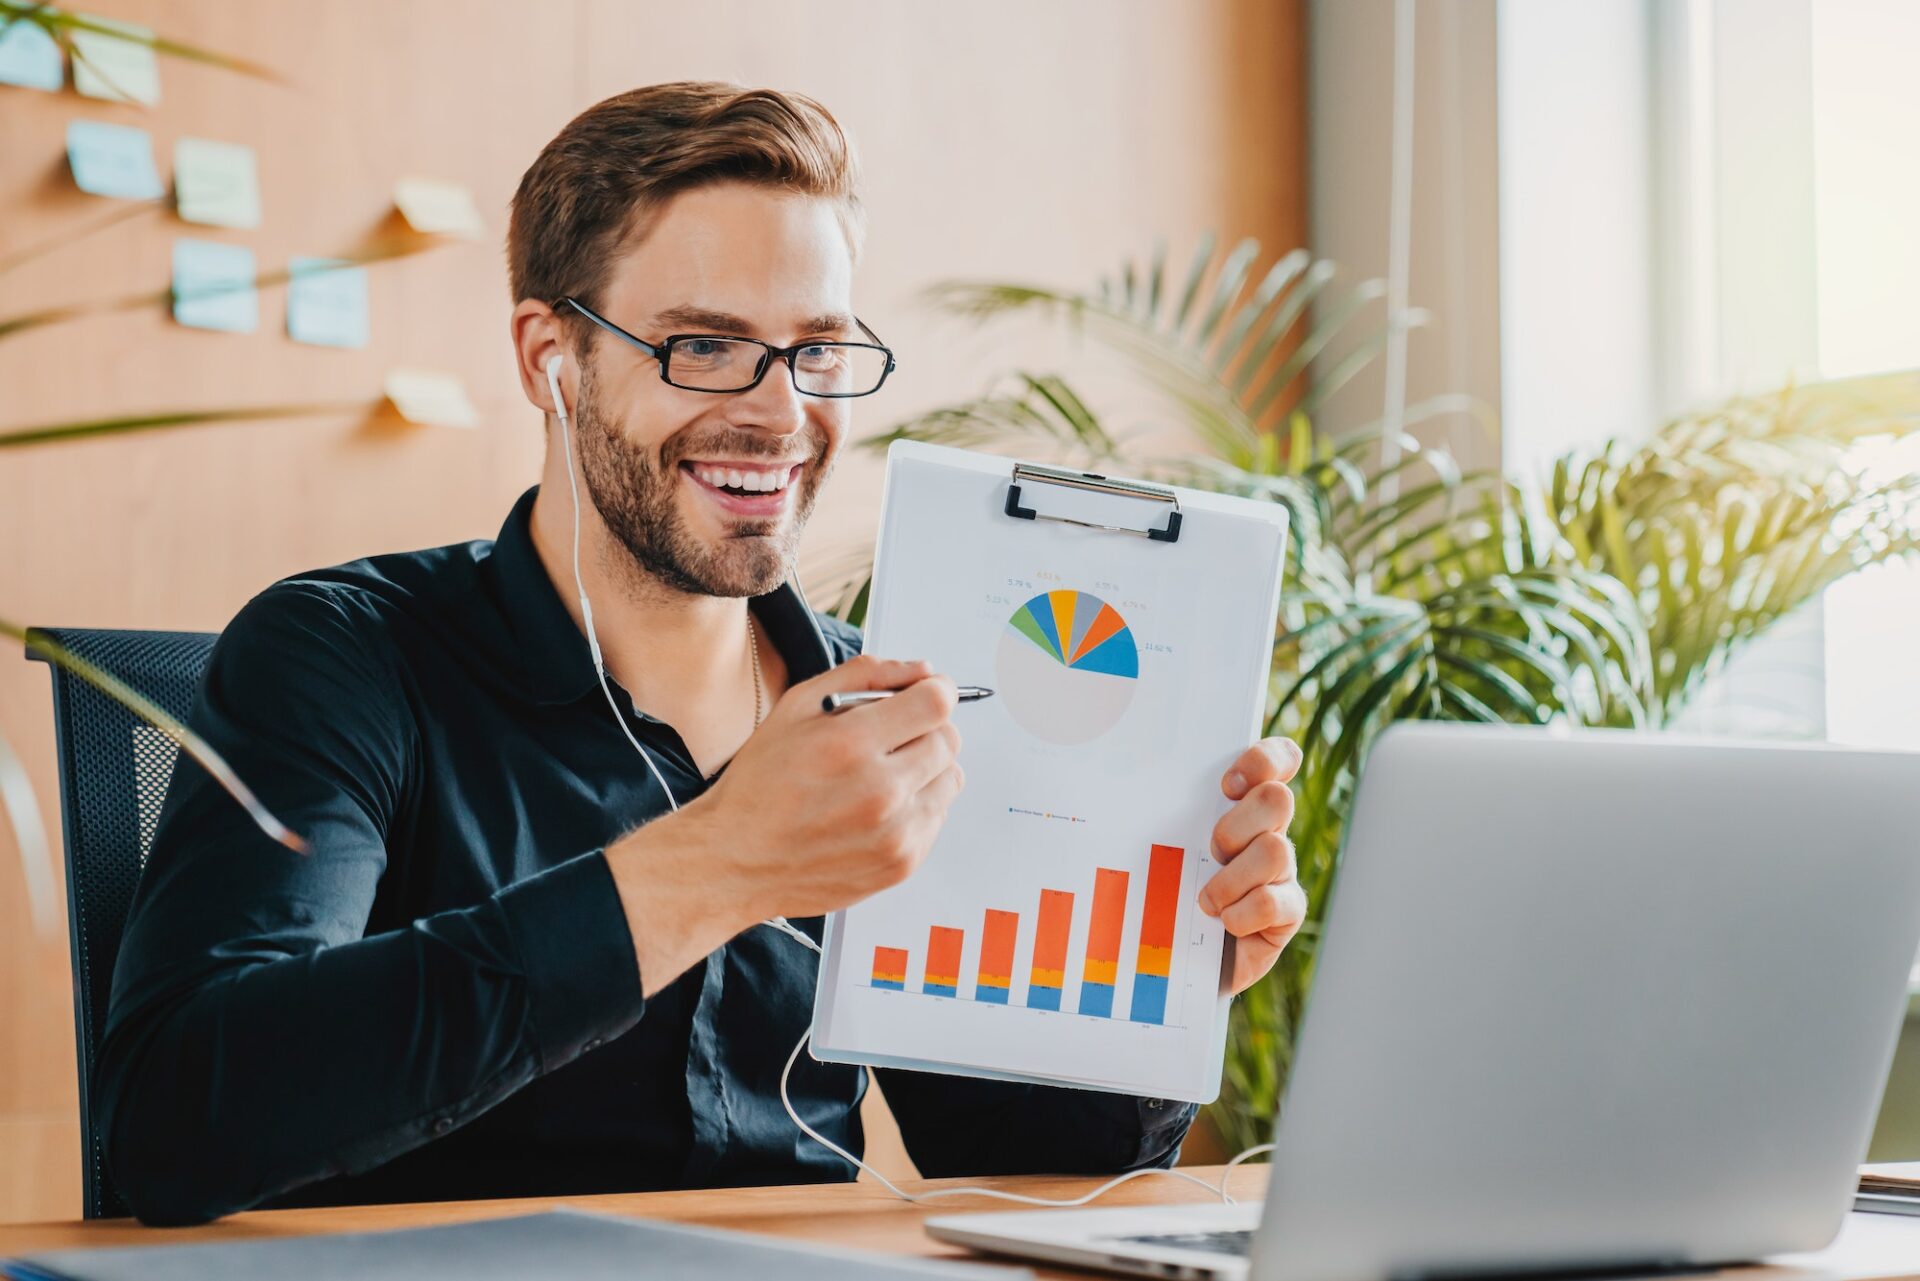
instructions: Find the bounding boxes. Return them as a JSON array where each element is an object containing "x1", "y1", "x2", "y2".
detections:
[{"x1": 486, "y1": 485, "x2": 839, "y2": 707}]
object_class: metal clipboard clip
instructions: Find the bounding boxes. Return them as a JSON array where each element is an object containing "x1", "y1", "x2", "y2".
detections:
[{"x1": 1002, "y1": 462, "x2": 1183, "y2": 544}]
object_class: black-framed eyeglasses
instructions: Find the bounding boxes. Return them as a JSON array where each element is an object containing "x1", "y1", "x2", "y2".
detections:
[{"x1": 555, "y1": 296, "x2": 898, "y2": 398}]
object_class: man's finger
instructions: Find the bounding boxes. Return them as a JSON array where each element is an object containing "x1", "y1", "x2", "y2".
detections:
[
  {"x1": 807, "y1": 658, "x2": 957, "y2": 752},
  {"x1": 1219, "y1": 880, "x2": 1308, "y2": 939},
  {"x1": 809, "y1": 653, "x2": 935, "y2": 694},
  {"x1": 862, "y1": 673, "x2": 958, "y2": 749},
  {"x1": 1198, "y1": 831, "x2": 1295, "y2": 916},
  {"x1": 1222, "y1": 736, "x2": 1303, "y2": 800},
  {"x1": 1228, "y1": 921, "x2": 1303, "y2": 995},
  {"x1": 1210, "y1": 779, "x2": 1295, "y2": 861},
  {"x1": 892, "y1": 721, "x2": 961, "y2": 794}
]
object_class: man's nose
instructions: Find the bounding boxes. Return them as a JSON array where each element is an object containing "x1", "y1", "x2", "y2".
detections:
[{"x1": 733, "y1": 351, "x2": 810, "y2": 436}]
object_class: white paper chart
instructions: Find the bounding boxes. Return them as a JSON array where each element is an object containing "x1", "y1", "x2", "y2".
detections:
[{"x1": 812, "y1": 441, "x2": 1290, "y2": 1103}]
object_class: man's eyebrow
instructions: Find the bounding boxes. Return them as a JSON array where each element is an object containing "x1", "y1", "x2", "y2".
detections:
[
  {"x1": 798, "y1": 312, "x2": 859, "y2": 337},
  {"x1": 651, "y1": 305, "x2": 752, "y2": 333},
  {"x1": 650, "y1": 305, "x2": 859, "y2": 338}
]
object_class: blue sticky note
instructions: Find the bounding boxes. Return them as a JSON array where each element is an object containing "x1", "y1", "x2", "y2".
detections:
[
  {"x1": 171, "y1": 239, "x2": 257, "y2": 333},
  {"x1": 66, "y1": 120, "x2": 164, "y2": 201},
  {"x1": 0, "y1": 13, "x2": 64, "y2": 90},
  {"x1": 287, "y1": 257, "x2": 370, "y2": 349}
]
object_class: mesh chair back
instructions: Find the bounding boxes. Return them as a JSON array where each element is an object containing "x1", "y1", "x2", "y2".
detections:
[{"x1": 23, "y1": 628, "x2": 218, "y2": 1219}]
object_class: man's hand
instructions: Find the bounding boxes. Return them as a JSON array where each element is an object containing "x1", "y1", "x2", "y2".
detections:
[
  {"x1": 1199, "y1": 737, "x2": 1309, "y2": 995},
  {"x1": 605, "y1": 656, "x2": 963, "y2": 996}
]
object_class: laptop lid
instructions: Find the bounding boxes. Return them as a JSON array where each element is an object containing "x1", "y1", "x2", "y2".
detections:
[{"x1": 1256, "y1": 725, "x2": 1920, "y2": 1281}]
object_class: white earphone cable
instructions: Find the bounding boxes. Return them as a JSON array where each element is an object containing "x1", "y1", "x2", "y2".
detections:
[{"x1": 544, "y1": 351, "x2": 1268, "y2": 1210}]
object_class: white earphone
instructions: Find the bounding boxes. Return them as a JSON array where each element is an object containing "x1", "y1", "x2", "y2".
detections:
[
  {"x1": 543, "y1": 350, "x2": 818, "y2": 952},
  {"x1": 546, "y1": 351, "x2": 660, "y2": 796}
]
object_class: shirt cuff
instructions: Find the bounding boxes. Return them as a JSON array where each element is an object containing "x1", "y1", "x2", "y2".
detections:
[
  {"x1": 1136, "y1": 1097, "x2": 1199, "y2": 1139},
  {"x1": 496, "y1": 849, "x2": 646, "y2": 1069}
]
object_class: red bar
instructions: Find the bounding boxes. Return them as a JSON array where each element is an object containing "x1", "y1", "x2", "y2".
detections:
[
  {"x1": 925, "y1": 925, "x2": 965, "y2": 992},
  {"x1": 1031, "y1": 889, "x2": 1074, "y2": 989},
  {"x1": 1136, "y1": 843, "x2": 1183, "y2": 978},
  {"x1": 1082, "y1": 868, "x2": 1130, "y2": 987},
  {"x1": 978, "y1": 909, "x2": 1019, "y2": 989}
]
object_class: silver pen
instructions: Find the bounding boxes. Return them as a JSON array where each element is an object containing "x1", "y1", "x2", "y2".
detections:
[{"x1": 822, "y1": 686, "x2": 996, "y2": 714}]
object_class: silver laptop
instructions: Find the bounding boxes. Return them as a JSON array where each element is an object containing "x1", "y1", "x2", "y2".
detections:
[{"x1": 928, "y1": 724, "x2": 1920, "y2": 1281}]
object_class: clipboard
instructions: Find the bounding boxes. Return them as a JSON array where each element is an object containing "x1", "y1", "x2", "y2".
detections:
[{"x1": 811, "y1": 441, "x2": 1289, "y2": 1103}]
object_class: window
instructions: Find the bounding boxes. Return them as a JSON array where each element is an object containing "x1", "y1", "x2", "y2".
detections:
[{"x1": 1811, "y1": 0, "x2": 1920, "y2": 751}]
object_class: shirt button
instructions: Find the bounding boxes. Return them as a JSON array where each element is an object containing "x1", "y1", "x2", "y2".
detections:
[
  {"x1": 1145, "y1": 1098, "x2": 1165, "y2": 1111},
  {"x1": 432, "y1": 1116, "x2": 453, "y2": 1134}
]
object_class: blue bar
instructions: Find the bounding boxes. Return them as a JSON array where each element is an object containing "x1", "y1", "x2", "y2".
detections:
[
  {"x1": 872, "y1": 978, "x2": 905, "y2": 991},
  {"x1": 924, "y1": 983, "x2": 957, "y2": 998},
  {"x1": 1129, "y1": 974, "x2": 1168, "y2": 1024},
  {"x1": 1078, "y1": 982, "x2": 1115, "y2": 1018},
  {"x1": 1028, "y1": 985, "x2": 1062, "y2": 1011},
  {"x1": 976, "y1": 985, "x2": 1010, "y2": 1004}
]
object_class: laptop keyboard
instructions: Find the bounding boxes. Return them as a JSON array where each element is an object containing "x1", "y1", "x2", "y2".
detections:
[{"x1": 1116, "y1": 1229, "x2": 1256, "y2": 1257}]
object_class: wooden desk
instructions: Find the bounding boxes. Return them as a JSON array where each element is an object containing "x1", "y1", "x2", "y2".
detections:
[
  {"x1": 6, "y1": 1166, "x2": 1920, "y2": 1281},
  {"x1": 0, "y1": 1167, "x2": 1261, "y2": 1278}
]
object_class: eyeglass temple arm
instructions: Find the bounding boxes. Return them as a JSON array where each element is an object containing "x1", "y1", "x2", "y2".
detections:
[
  {"x1": 554, "y1": 297, "x2": 665, "y2": 359},
  {"x1": 855, "y1": 317, "x2": 897, "y2": 369}
]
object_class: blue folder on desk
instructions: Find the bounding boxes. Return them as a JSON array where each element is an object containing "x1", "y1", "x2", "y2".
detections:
[{"x1": 5, "y1": 1208, "x2": 1027, "y2": 1281}]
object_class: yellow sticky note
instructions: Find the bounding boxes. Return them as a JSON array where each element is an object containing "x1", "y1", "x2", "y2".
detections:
[
  {"x1": 384, "y1": 369, "x2": 479, "y2": 429},
  {"x1": 174, "y1": 138, "x2": 261, "y2": 229},
  {"x1": 70, "y1": 13, "x2": 160, "y2": 106},
  {"x1": 393, "y1": 178, "x2": 485, "y2": 239}
]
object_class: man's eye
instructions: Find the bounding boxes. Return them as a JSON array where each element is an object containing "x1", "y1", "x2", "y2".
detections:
[
  {"x1": 679, "y1": 339, "x2": 724, "y2": 358},
  {"x1": 796, "y1": 344, "x2": 844, "y2": 371}
]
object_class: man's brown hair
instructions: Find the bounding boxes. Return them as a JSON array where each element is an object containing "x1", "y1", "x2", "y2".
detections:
[{"x1": 508, "y1": 81, "x2": 864, "y2": 323}]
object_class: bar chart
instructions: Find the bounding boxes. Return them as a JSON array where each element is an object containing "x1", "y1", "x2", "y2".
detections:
[{"x1": 865, "y1": 840, "x2": 1190, "y2": 1026}]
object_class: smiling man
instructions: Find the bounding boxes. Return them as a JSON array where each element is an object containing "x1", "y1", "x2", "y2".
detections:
[{"x1": 97, "y1": 83, "x2": 1308, "y2": 1226}]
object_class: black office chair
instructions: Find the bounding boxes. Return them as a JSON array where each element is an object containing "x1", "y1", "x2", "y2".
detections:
[{"x1": 23, "y1": 627, "x2": 218, "y2": 1220}]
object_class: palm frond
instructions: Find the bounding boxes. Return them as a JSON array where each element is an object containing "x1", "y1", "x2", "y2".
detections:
[
  {"x1": 3, "y1": 621, "x2": 309, "y2": 860},
  {"x1": 0, "y1": 401, "x2": 364, "y2": 449},
  {"x1": 924, "y1": 239, "x2": 1386, "y2": 448},
  {"x1": 0, "y1": 1, "x2": 283, "y2": 84}
]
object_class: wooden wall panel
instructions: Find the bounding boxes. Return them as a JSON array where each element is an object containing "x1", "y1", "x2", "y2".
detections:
[{"x1": 0, "y1": 0, "x2": 1304, "y2": 1222}]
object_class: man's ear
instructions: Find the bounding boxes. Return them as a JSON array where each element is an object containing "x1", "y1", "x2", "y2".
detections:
[{"x1": 510, "y1": 298, "x2": 569, "y2": 415}]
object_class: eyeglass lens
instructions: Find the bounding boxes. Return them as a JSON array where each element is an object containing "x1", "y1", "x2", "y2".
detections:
[{"x1": 667, "y1": 337, "x2": 889, "y2": 395}]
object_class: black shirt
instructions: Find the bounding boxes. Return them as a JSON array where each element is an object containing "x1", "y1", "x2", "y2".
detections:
[{"x1": 99, "y1": 485, "x2": 1196, "y2": 1225}]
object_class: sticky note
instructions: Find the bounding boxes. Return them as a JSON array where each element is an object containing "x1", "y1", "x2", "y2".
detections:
[
  {"x1": 171, "y1": 239, "x2": 257, "y2": 333},
  {"x1": 287, "y1": 257, "x2": 369, "y2": 349},
  {"x1": 393, "y1": 178, "x2": 485, "y2": 239},
  {"x1": 384, "y1": 369, "x2": 479, "y2": 428},
  {"x1": 66, "y1": 120, "x2": 164, "y2": 200},
  {"x1": 0, "y1": 12, "x2": 64, "y2": 91},
  {"x1": 69, "y1": 13, "x2": 159, "y2": 105},
  {"x1": 174, "y1": 137, "x2": 261, "y2": 229}
]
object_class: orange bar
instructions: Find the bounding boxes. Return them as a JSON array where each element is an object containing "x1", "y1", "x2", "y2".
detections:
[
  {"x1": 925, "y1": 925, "x2": 964, "y2": 995},
  {"x1": 1135, "y1": 843, "x2": 1183, "y2": 979},
  {"x1": 977, "y1": 909, "x2": 1019, "y2": 988},
  {"x1": 1030, "y1": 889, "x2": 1075, "y2": 991},
  {"x1": 1082, "y1": 868, "x2": 1130, "y2": 987},
  {"x1": 871, "y1": 946, "x2": 909, "y2": 989}
]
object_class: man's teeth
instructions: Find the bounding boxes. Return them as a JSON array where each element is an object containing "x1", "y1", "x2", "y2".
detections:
[{"x1": 690, "y1": 463, "x2": 793, "y2": 493}]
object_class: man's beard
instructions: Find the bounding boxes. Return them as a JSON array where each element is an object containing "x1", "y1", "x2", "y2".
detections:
[{"x1": 571, "y1": 356, "x2": 831, "y2": 599}]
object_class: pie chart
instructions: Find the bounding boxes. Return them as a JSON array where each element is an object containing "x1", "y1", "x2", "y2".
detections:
[{"x1": 995, "y1": 589, "x2": 1139, "y2": 745}]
